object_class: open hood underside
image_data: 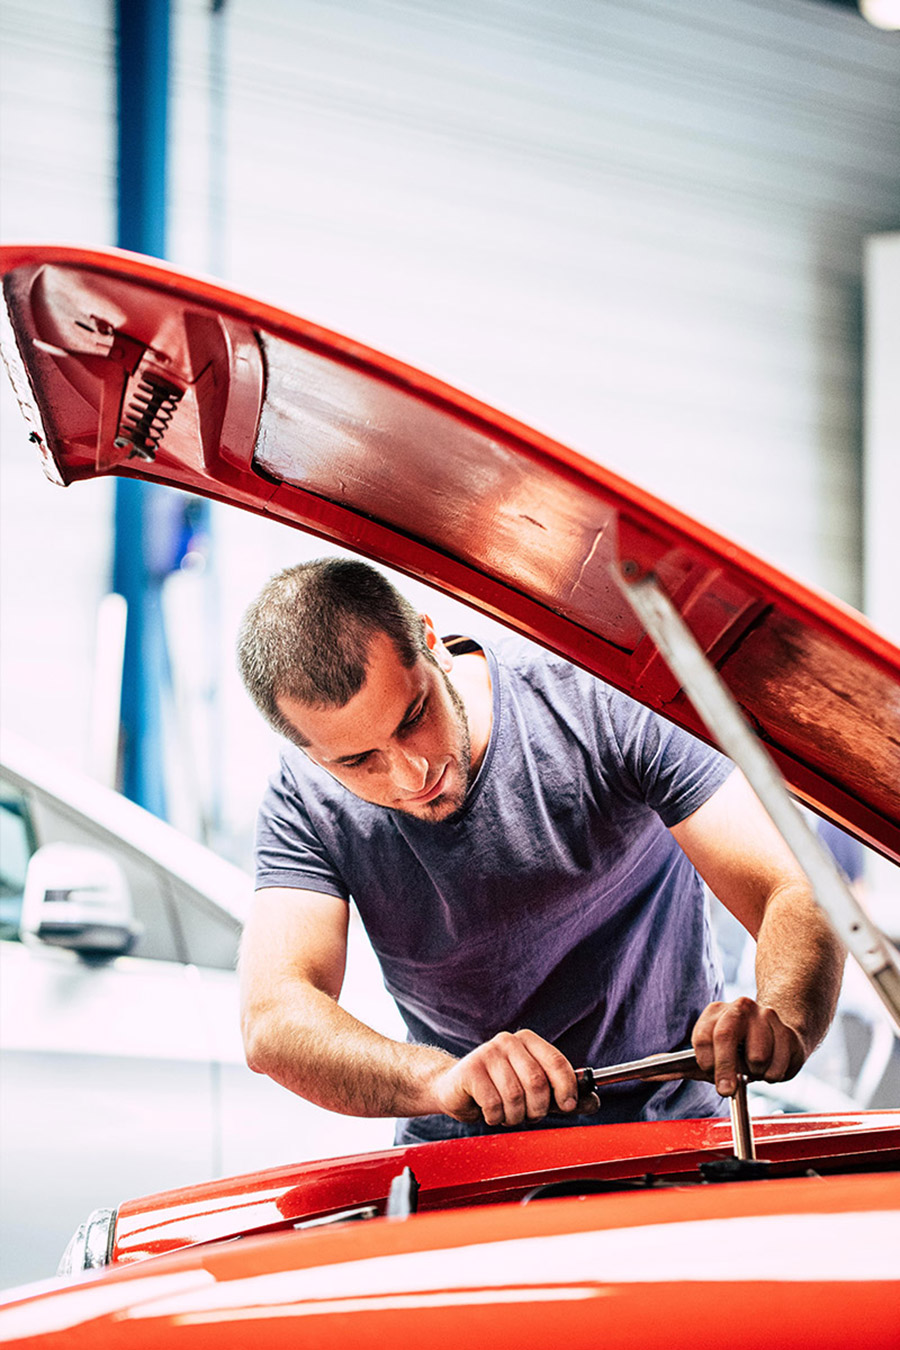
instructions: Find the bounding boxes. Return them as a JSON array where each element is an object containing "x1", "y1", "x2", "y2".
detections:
[{"x1": 2, "y1": 244, "x2": 898, "y2": 863}]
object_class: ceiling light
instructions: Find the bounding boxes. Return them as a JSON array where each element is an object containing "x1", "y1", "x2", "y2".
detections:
[{"x1": 859, "y1": 0, "x2": 900, "y2": 29}]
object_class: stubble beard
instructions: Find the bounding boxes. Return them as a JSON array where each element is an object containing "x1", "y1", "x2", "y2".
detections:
[{"x1": 400, "y1": 668, "x2": 473, "y2": 824}]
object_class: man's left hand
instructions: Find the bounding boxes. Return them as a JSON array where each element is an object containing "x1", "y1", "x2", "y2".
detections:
[{"x1": 691, "y1": 996, "x2": 808, "y2": 1098}]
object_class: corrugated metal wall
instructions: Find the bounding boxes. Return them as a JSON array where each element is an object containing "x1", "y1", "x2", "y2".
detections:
[
  {"x1": 170, "y1": 0, "x2": 900, "y2": 604},
  {"x1": 0, "y1": 0, "x2": 114, "y2": 765}
]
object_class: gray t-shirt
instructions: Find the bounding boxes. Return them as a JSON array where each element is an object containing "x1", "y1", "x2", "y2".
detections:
[{"x1": 255, "y1": 635, "x2": 734, "y2": 1135}]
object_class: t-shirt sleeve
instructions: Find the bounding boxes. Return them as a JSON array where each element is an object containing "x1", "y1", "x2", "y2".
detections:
[
  {"x1": 599, "y1": 686, "x2": 735, "y2": 827},
  {"x1": 254, "y1": 756, "x2": 350, "y2": 899}
]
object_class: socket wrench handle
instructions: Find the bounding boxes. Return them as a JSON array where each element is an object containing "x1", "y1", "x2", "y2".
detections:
[{"x1": 564, "y1": 1049, "x2": 758, "y2": 1163}]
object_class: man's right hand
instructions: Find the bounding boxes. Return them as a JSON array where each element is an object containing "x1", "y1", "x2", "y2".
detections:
[
  {"x1": 243, "y1": 892, "x2": 585, "y2": 1126},
  {"x1": 427, "y1": 1029, "x2": 581, "y2": 1126}
]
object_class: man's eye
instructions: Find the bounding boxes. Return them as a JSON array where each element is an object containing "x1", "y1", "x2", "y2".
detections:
[
  {"x1": 343, "y1": 752, "x2": 371, "y2": 770},
  {"x1": 402, "y1": 701, "x2": 427, "y2": 733}
]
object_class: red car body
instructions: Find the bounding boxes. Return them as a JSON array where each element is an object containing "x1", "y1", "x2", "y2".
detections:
[
  {"x1": 0, "y1": 245, "x2": 898, "y2": 1347},
  {"x1": 1, "y1": 1124, "x2": 898, "y2": 1348}
]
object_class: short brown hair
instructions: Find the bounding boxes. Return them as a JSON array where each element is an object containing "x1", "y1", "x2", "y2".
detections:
[{"x1": 237, "y1": 558, "x2": 429, "y2": 744}]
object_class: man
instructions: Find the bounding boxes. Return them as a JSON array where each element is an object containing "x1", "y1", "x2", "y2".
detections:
[{"x1": 238, "y1": 557, "x2": 844, "y2": 1144}]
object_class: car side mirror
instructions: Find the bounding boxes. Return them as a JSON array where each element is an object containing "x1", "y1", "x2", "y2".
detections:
[{"x1": 20, "y1": 843, "x2": 143, "y2": 961}]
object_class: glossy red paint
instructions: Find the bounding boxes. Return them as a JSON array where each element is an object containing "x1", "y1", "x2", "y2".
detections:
[
  {"x1": 2, "y1": 244, "x2": 898, "y2": 861},
  {"x1": 1, "y1": 1172, "x2": 898, "y2": 1348},
  {"x1": 110, "y1": 1112, "x2": 900, "y2": 1264}
]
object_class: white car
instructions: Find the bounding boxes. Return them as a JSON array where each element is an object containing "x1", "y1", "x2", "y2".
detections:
[{"x1": 0, "y1": 732, "x2": 396, "y2": 1288}]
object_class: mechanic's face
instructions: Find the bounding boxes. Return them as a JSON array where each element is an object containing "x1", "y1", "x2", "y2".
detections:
[{"x1": 276, "y1": 623, "x2": 475, "y2": 822}]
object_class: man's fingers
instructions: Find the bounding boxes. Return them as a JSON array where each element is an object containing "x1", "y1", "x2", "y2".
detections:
[
  {"x1": 693, "y1": 998, "x2": 805, "y2": 1097},
  {"x1": 514, "y1": 1029, "x2": 579, "y2": 1114},
  {"x1": 487, "y1": 1030, "x2": 576, "y2": 1123},
  {"x1": 483, "y1": 1036, "x2": 535, "y2": 1124},
  {"x1": 691, "y1": 1001, "x2": 725, "y2": 1076},
  {"x1": 763, "y1": 1032, "x2": 794, "y2": 1083},
  {"x1": 742, "y1": 1008, "x2": 776, "y2": 1078},
  {"x1": 503, "y1": 1041, "x2": 552, "y2": 1121},
  {"x1": 757, "y1": 1010, "x2": 799, "y2": 1082},
  {"x1": 695, "y1": 995, "x2": 756, "y2": 1095},
  {"x1": 710, "y1": 1000, "x2": 749, "y2": 1097},
  {"x1": 456, "y1": 1059, "x2": 504, "y2": 1124},
  {"x1": 439, "y1": 1030, "x2": 577, "y2": 1126}
]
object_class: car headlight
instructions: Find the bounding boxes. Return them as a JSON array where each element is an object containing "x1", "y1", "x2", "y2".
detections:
[{"x1": 57, "y1": 1207, "x2": 117, "y2": 1276}]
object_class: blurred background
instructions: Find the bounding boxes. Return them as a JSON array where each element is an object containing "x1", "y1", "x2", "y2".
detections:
[{"x1": 1, "y1": 0, "x2": 899, "y2": 1288}]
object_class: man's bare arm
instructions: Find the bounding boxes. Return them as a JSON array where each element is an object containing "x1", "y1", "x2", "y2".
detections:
[
  {"x1": 239, "y1": 887, "x2": 578, "y2": 1124},
  {"x1": 670, "y1": 771, "x2": 846, "y2": 1096}
]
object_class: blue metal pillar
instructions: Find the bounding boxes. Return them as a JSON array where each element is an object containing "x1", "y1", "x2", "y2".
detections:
[{"x1": 113, "y1": 0, "x2": 171, "y2": 816}]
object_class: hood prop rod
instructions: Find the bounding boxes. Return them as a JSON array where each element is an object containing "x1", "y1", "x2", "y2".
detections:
[{"x1": 613, "y1": 563, "x2": 900, "y2": 1037}]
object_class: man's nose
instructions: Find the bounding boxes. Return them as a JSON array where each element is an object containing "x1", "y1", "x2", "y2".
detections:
[{"x1": 389, "y1": 746, "x2": 429, "y2": 792}]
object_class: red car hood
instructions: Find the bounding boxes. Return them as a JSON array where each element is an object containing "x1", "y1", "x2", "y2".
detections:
[
  {"x1": 1, "y1": 1156, "x2": 898, "y2": 1348},
  {"x1": 2, "y1": 244, "x2": 899, "y2": 863},
  {"x1": 106, "y1": 1111, "x2": 899, "y2": 1264}
]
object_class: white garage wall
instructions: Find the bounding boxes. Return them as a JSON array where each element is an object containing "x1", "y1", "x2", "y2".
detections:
[
  {"x1": 863, "y1": 231, "x2": 900, "y2": 913},
  {"x1": 170, "y1": 0, "x2": 900, "y2": 597},
  {"x1": 165, "y1": 0, "x2": 900, "y2": 855},
  {"x1": 865, "y1": 232, "x2": 900, "y2": 647},
  {"x1": 0, "y1": 0, "x2": 115, "y2": 766}
]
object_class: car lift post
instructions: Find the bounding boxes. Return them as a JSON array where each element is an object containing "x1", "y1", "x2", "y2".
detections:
[{"x1": 112, "y1": 0, "x2": 172, "y2": 816}]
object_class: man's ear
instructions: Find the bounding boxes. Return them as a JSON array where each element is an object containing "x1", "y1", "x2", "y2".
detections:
[{"x1": 421, "y1": 614, "x2": 453, "y2": 672}]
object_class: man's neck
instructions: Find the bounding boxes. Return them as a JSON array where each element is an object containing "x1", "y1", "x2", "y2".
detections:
[{"x1": 448, "y1": 647, "x2": 493, "y2": 777}]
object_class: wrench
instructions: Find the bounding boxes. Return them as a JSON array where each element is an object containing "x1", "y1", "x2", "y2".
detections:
[{"x1": 562, "y1": 1048, "x2": 757, "y2": 1161}]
